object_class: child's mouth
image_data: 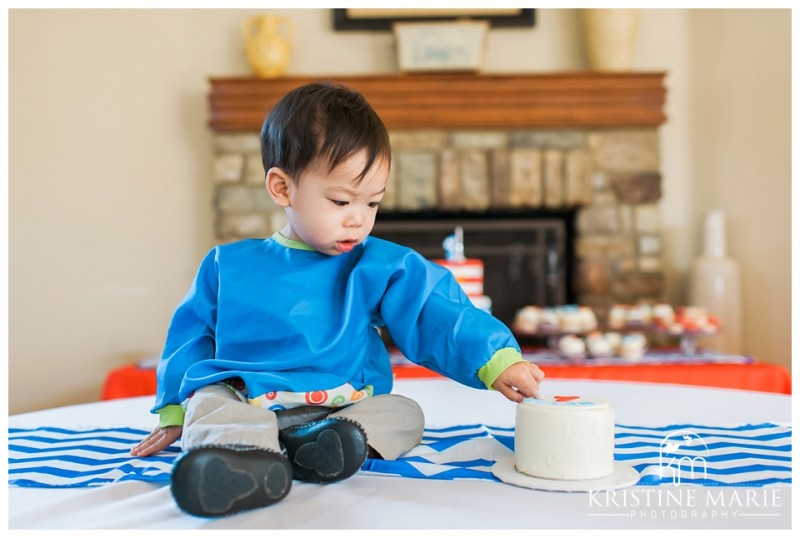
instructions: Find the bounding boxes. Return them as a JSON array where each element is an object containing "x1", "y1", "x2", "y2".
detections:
[{"x1": 336, "y1": 240, "x2": 357, "y2": 253}]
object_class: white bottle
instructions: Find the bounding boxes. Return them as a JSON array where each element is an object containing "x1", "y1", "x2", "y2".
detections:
[{"x1": 688, "y1": 210, "x2": 743, "y2": 354}]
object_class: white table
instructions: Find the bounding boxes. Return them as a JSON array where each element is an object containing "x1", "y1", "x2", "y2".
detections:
[{"x1": 7, "y1": 378, "x2": 792, "y2": 529}]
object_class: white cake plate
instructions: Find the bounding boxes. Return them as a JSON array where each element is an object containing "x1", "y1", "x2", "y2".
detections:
[{"x1": 491, "y1": 456, "x2": 640, "y2": 492}]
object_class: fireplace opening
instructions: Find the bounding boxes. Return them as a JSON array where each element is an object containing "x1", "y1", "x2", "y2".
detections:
[{"x1": 371, "y1": 209, "x2": 577, "y2": 333}]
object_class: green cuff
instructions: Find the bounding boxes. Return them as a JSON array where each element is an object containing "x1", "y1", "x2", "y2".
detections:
[
  {"x1": 477, "y1": 347, "x2": 527, "y2": 390},
  {"x1": 157, "y1": 404, "x2": 185, "y2": 428}
]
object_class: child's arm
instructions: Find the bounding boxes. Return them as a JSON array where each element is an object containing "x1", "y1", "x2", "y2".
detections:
[
  {"x1": 381, "y1": 250, "x2": 535, "y2": 391},
  {"x1": 491, "y1": 361, "x2": 545, "y2": 402},
  {"x1": 130, "y1": 426, "x2": 182, "y2": 457},
  {"x1": 152, "y1": 248, "x2": 219, "y2": 413}
]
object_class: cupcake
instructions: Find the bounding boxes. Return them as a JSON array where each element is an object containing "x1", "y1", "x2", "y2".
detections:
[
  {"x1": 608, "y1": 305, "x2": 628, "y2": 330},
  {"x1": 604, "y1": 331, "x2": 622, "y2": 354},
  {"x1": 652, "y1": 303, "x2": 675, "y2": 325},
  {"x1": 558, "y1": 334, "x2": 586, "y2": 358},
  {"x1": 559, "y1": 305, "x2": 582, "y2": 332},
  {"x1": 539, "y1": 307, "x2": 560, "y2": 332},
  {"x1": 514, "y1": 306, "x2": 541, "y2": 333},
  {"x1": 577, "y1": 306, "x2": 598, "y2": 332},
  {"x1": 619, "y1": 333, "x2": 647, "y2": 361},
  {"x1": 627, "y1": 303, "x2": 652, "y2": 326},
  {"x1": 674, "y1": 306, "x2": 720, "y2": 334},
  {"x1": 586, "y1": 331, "x2": 612, "y2": 357}
]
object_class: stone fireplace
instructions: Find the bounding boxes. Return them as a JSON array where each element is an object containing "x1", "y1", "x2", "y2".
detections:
[{"x1": 207, "y1": 73, "x2": 667, "y2": 324}]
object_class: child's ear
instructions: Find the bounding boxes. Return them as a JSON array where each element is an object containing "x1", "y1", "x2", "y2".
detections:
[{"x1": 266, "y1": 167, "x2": 292, "y2": 207}]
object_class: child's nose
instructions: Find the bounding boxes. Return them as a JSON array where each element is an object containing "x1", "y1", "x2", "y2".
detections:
[{"x1": 344, "y1": 209, "x2": 364, "y2": 228}]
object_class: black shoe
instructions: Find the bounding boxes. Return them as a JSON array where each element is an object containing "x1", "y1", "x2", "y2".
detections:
[
  {"x1": 278, "y1": 417, "x2": 368, "y2": 483},
  {"x1": 275, "y1": 405, "x2": 332, "y2": 430},
  {"x1": 170, "y1": 446, "x2": 292, "y2": 517}
]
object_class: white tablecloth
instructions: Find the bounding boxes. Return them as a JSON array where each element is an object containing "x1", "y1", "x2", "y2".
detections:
[{"x1": 7, "y1": 378, "x2": 792, "y2": 529}]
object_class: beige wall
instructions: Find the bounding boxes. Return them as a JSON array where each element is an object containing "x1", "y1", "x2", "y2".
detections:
[
  {"x1": 687, "y1": 10, "x2": 792, "y2": 365},
  {"x1": 8, "y1": 9, "x2": 791, "y2": 414}
]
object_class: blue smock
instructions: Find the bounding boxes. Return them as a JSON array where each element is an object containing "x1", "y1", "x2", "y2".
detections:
[{"x1": 152, "y1": 234, "x2": 522, "y2": 414}]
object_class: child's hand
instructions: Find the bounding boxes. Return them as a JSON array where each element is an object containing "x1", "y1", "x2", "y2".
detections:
[
  {"x1": 492, "y1": 361, "x2": 545, "y2": 403},
  {"x1": 130, "y1": 426, "x2": 182, "y2": 457}
]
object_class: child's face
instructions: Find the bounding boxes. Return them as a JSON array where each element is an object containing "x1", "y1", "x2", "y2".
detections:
[{"x1": 279, "y1": 150, "x2": 388, "y2": 256}]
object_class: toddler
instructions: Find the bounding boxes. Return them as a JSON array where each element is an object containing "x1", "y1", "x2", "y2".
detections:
[{"x1": 132, "y1": 81, "x2": 544, "y2": 517}]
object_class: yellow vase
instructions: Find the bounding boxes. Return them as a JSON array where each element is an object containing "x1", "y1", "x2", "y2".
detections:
[
  {"x1": 581, "y1": 9, "x2": 639, "y2": 72},
  {"x1": 243, "y1": 15, "x2": 293, "y2": 78}
]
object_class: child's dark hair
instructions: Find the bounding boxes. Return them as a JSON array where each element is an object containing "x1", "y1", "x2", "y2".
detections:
[{"x1": 260, "y1": 81, "x2": 391, "y2": 183}]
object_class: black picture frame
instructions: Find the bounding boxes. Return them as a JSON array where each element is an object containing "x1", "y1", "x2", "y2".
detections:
[{"x1": 333, "y1": 8, "x2": 536, "y2": 31}]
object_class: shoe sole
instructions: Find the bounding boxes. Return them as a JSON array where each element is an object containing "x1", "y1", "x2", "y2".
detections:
[
  {"x1": 279, "y1": 418, "x2": 368, "y2": 483},
  {"x1": 170, "y1": 446, "x2": 291, "y2": 517}
]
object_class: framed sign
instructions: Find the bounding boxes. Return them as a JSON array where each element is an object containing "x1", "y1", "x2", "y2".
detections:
[
  {"x1": 394, "y1": 21, "x2": 489, "y2": 73},
  {"x1": 333, "y1": 8, "x2": 536, "y2": 31}
]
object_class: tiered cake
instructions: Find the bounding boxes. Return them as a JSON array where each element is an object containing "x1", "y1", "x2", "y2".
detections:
[{"x1": 434, "y1": 226, "x2": 491, "y2": 312}]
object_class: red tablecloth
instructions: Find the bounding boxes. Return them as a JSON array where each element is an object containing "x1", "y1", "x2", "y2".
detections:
[
  {"x1": 102, "y1": 359, "x2": 791, "y2": 400},
  {"x1": 391, "y1": 361, "x2": 791, "y2": 394},
  {"x1": 101, "y1": 364, "x2": 160, "y2": 401}
]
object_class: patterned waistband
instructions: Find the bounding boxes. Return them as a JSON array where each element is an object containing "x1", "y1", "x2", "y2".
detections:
[{"x1": 220, "y1": 378, "x2": 374, "y2": 413}]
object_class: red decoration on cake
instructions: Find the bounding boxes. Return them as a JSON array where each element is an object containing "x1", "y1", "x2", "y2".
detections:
[{"x1": 554, "y1": 395, "x2": 580, "y2": 402}]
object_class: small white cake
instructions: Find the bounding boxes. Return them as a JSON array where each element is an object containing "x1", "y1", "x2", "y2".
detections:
[{"x1": 515, "y1": 396, "x2": 615, "y2": 480}]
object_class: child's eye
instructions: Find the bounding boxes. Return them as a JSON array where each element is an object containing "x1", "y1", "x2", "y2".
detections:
[
  {"x1": 330, "y1": 199, "x2": 349, "y2": 207},
  {"x1": 368, "y1": 201, "x2": 381, "y2": 209}
]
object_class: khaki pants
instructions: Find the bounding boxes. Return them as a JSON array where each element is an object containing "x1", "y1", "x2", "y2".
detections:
[{"x1": 181, "y1": 384, "x2": 425, "y2": 460}]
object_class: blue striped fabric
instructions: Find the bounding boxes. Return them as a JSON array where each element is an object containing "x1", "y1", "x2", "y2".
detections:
[
  {"x1": 8, "y1": 423, "x2": 791, "y2": 488},
  {"x1": 8, "y1": 427, "x2": 180, "y2": 488}
]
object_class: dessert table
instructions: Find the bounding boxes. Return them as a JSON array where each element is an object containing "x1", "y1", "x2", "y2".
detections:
[{"x1": 9, "y1": 377, "x2": 791, "y2": 529}]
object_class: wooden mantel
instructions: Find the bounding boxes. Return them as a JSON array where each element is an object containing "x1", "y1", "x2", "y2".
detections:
[{"x1": 208, "y1": 72, "x2": 667, "y2": 132}]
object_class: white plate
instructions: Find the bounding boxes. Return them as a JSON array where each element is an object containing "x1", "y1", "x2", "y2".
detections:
[{"x1": 491, "y1": 456, "x2": 640, "y2": 492}]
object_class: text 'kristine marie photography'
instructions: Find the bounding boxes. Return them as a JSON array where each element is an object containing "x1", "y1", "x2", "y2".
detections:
[{"x1": 587, "y1": 487, "x2": 785, "y2": 520}]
